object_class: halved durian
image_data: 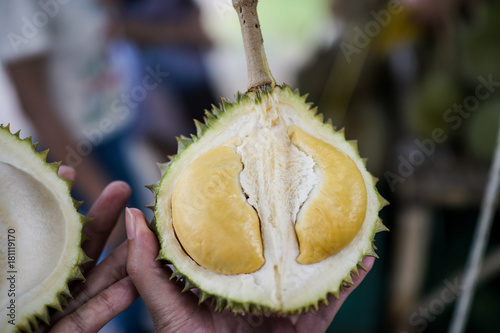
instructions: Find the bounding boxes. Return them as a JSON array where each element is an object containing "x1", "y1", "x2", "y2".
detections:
[
  {"x1": 151, "y1": 0, "x2": 388, "y2": 315},
  {"x1": 0, "y1": 125, "x2": 90, "y2": 332}
]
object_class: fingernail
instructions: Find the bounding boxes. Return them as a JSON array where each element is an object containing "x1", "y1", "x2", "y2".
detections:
[{"x1": 125, "y1": 207, "x2": 135, "y2": 240}]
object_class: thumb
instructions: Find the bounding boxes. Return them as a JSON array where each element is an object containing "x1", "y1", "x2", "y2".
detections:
[{"x1": 125, "y1": 208, "x2": 201, "y2": 330}]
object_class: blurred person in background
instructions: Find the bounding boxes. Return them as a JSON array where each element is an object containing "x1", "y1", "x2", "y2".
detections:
[
  {"x1": 0, "y1": 0, "x2": 214, "y2": 247},
  {"x1": 120, "y1": 0, "x2": 217, "y2": 156},
  {"x1": 0, "y1": 0, "x2": 139, "y2": 208}
]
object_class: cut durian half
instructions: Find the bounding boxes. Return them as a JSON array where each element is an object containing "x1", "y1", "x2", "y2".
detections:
[
  {"x1": 151, "y1": 0, "x2": 388, "y2": 315},
  {"x1": 0, "y1": 125, "x2": 90, "y2": 332},
  {"x1": 152, "y1": 86, "x2": 388, "y2": 314}
]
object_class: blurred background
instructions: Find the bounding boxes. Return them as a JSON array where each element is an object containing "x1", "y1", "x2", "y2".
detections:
[{"x1": 1, "y1": 0, "x2": 500, "y2": 332}]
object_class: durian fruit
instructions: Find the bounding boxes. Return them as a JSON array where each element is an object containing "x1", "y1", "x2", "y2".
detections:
[
  {"x1": 0, "y1": 125, "x2": 90, "y2": 332},
  {"x1": 151, "y1": 0, "x2": 387, "y2": 315}
]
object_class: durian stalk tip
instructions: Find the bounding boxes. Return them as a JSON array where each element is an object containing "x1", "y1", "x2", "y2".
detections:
[{"x1": 233, "y1": 0, "x2": 275, "y2": 90}]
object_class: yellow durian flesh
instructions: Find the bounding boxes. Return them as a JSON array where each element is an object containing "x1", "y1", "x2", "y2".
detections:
[
  {"x1": 289, "y1": 126, "x2": 367, "y2": 265},
  {"x1": 172, "y1": 144, "x2": 264, "y2": 275}
]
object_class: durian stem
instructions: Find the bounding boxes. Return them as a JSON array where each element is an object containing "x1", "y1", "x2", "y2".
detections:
[{"x1": 233, "y1": 0, "x2": 275, "y2": 90}]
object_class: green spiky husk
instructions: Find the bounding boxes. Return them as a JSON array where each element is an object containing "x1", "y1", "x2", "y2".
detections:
[
  {"x1": 149, "y1": 85, "x2": 389, "y2": 316},
  {"x1": 0, "y1": 125, "x2": 92, "y2": 333}
]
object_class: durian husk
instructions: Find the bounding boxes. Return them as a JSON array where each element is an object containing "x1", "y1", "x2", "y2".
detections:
[
  {"x1": 0, "y1": 124, "x2": 92, "y2": 332},
  {"x1": 149, "y1": 86, "x2": 388, "y2": 316}
]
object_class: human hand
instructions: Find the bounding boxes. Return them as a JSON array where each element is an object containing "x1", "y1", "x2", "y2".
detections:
[
  {"x1": 125, "y1": 208, "x2": 374, "y2": 333},
  {"x1": 39, "y1": 166, "x2": 139, "y2": 332}
]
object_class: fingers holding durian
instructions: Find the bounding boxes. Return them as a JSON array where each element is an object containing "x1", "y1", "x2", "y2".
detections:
[
  {"x1": 82, "y1": 181, "x2": 131, "y2": 272},
  {"x1": 36, "y1": 180, "x2": 138, "y2": 332},
  {"x1": 48, "y1": 243, "x2": 135, "y2": 326},
  {"x1": 57, "y1": 165, "x2": 132, "y2": 274},
  {"x1": 125, "y1": 208, "x2": 214, "y2": 333},
  {"x1": 49, "y1": 275, "x2": 138, "y2": 333}
]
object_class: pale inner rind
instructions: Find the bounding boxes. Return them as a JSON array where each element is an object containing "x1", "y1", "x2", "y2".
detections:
[
  {"x1": 0, "y1": 130, "x2": 82, "y2": 332},
  {"x1": 0, "y1": 163, "x2": 66, "y2": 295},
  {"x1": 156, "y1": 89, "x2": 380, "y2": 311}
]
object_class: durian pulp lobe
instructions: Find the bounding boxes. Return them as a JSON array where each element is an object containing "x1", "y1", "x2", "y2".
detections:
[
  {"x1": 172, "y1": 145, "x2": 265, "y2": 275},
  {"x1": 289, "y1": 126, "x2": 367, "y2": 265},
  {"x1": 0, "y1": 162, "x2": 66, "y2": 301}
]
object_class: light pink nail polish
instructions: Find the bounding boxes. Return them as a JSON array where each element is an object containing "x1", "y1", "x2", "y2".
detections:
[{"x1": 125, "y1": 207, "x2": 136, "y2": 240}]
